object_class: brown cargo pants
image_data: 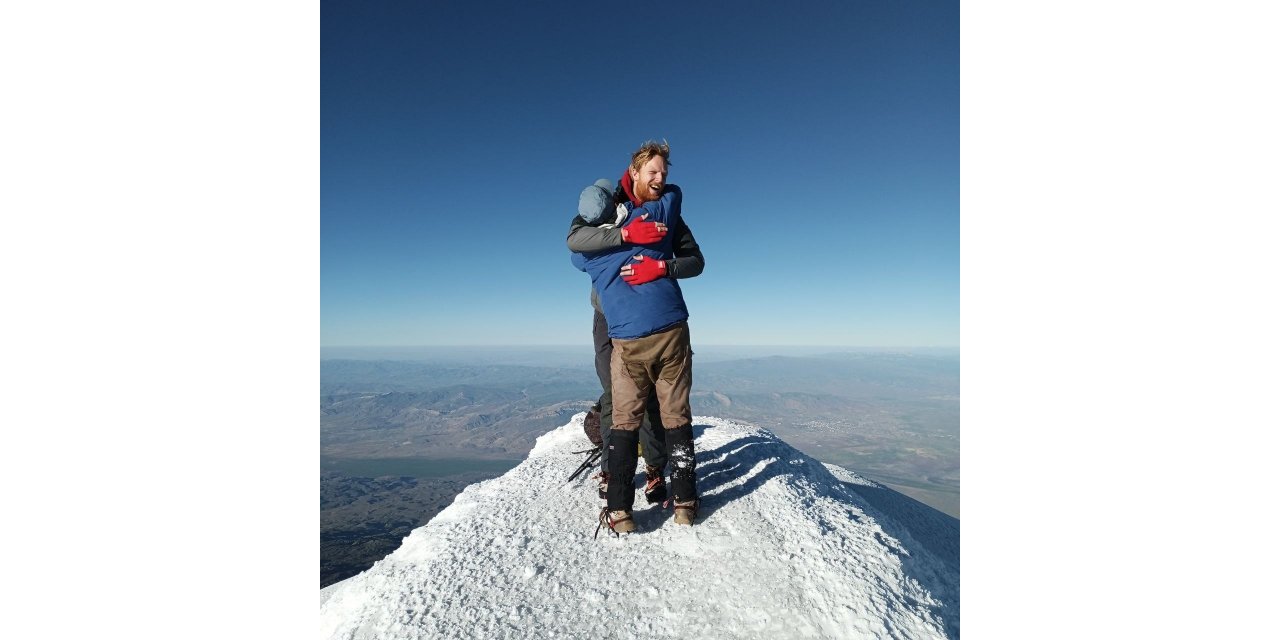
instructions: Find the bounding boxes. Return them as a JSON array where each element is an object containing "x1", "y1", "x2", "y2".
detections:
[{"x1": 610, "y1": 321, "x2": 692, "y2": 432}]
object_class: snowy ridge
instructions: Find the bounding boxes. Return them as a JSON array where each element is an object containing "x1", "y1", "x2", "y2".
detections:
[{"x1": 320, "y1": 416, "x2": 959, "y2": 639}]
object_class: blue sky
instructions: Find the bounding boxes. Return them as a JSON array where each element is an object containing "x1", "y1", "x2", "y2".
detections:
[{"x1": 322, "y1": 0, "x2": 958, "y2": 347}]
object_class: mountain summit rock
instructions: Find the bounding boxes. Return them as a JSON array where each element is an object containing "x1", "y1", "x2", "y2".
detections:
[{"x1": 320, "y1": 416, "x2": 959, "y2": 639}]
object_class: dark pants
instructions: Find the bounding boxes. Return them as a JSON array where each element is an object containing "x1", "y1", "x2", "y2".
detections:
[{"x1": 594, "y1": 310, "x2": 666, "y2": 472}]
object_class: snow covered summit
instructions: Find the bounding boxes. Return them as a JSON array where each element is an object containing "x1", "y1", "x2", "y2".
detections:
[{"x1": 319, "y1": 416, "x2": 959, "y2": 639}]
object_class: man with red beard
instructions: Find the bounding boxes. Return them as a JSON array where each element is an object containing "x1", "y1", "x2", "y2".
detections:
[{"x1": 569, "y1": 140, "x2": 702, "y2": 534}]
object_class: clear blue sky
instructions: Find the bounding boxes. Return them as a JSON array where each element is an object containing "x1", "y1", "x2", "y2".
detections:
[{"x1": 321, "y1": 0, "x2": 958, "y2": 347}]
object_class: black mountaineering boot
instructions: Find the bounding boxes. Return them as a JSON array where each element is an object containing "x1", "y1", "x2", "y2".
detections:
[
  {"x1": 666, "y1": 424, "x2": 698, "y2": 524},
  {"x1": 606, "y1": 428, "x2": 641, "y2": 516}
]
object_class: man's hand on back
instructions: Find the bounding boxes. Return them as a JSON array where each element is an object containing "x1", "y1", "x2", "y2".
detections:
[
  {"x1": 620, "y1": 214, "x2": 667, "y2": 245},
  {"x1": 621, "y1": 255, "x2": 667, "y2": 285}
]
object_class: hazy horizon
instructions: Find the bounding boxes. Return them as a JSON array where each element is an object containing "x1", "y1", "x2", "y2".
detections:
[
  {"x1": 320, "y1": 345, "x2": 960, "y2": 366},
  {"x1": 320, "y1": 344, "x2": 961, "y2": 354}
]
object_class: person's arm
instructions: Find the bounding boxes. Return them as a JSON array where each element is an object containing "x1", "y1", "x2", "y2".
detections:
[
  {"x1": 567, "y1": 216, "x2": 624, "y2": 253},
  {"x1": 666, "y1": 218, "x2": 704, "y2": 279},
  {"x1": 621, "y1": 213, "x2": 704, "y2": 286},
  {"x1": 567, "y1": 212, "x2": 667, "y2": 253}
]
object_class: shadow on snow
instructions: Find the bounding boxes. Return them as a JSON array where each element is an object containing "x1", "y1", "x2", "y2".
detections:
[{"x1": 687, "y1": 421, "x2": 960, "y2": 639}]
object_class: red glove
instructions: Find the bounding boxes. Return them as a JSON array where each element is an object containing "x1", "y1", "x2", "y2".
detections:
[
  {"x1": 622, "y1": 255, "x2": 667, "y2": 285},
  {"x1": 620, "y1": 215, "x2": 667, "y2": 245}
]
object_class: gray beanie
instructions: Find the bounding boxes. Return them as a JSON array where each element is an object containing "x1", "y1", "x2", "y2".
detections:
[{"x1": 577, "y1": 178, "x2": 615, "y2": 224}]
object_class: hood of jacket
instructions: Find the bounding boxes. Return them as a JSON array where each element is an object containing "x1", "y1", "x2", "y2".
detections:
[{"x1": 619, "y1": 168, "x2": 643, "y2": 209}]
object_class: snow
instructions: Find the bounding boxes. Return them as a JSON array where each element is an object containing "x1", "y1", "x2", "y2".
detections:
[{"x1": 320, "y1": 415, "x2": 959, "y2": 639}]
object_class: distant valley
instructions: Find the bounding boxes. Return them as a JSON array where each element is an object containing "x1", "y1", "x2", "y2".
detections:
[{"x1": 321, "y1": 359, "x2": 600, "y2": 459}]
